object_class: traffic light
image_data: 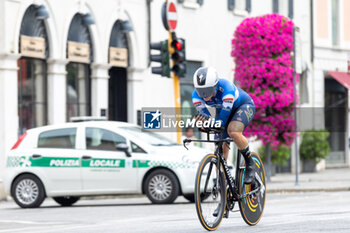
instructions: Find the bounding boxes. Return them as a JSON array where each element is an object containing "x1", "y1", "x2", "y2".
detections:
[
  {"x1": 171, "y1": 33, "x2": 186, "y2": 77},
  {"x1": 150, "y1": 40, "x2": 170, "y2": 77}
]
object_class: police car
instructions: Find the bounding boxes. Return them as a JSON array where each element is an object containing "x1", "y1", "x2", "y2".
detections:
[{"x1": 3, "y1": 121, "x2": 212, "y2": 208}]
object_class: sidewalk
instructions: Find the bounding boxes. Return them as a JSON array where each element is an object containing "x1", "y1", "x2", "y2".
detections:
[{"x1": 267, "y1": 168, "x2": 350, "y2": 193}]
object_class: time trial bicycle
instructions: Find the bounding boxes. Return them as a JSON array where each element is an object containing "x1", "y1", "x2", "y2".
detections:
[{"x1": 183, "y1": 127, "x2": 266, "y2": 231}]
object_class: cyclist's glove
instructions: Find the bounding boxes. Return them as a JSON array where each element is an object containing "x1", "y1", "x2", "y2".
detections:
[{"x1": 194, "y1": 113, "x2": 210, "y2": 121}]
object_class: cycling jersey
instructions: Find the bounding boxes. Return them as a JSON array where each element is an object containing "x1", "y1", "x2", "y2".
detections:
[{"x1": 192, "y1": 79, "x2": 252, "y2": 127}]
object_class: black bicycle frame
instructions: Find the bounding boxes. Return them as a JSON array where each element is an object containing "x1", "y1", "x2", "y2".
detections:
[
  {"x1": 183, "y1": 128, "x2": 242, "y2": 201},
  {"x1": 213, "y1": 134, "x2": 241, "y2": 201}
]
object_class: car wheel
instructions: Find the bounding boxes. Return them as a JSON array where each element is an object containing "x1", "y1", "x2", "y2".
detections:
[
  {"x1": 11, "y1": 174, "x2": 46, "y2": 208},
  {"x1": 183, "y1": 193, "x2": 195, "y2": 203},
  {"x1": 53, "y1": 196, "x2": 80, "y2": 206},
  {"x1": 145, "y1": 169, "x2": 179, "y2": 204}
]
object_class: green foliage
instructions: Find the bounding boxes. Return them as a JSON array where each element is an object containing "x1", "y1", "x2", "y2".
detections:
[
  {"x1": 299, "y1": 129, "x2": 330, "y2": 162},
  {"x1": 259, "y1": 144, "x2": 291, "y2": 166}
]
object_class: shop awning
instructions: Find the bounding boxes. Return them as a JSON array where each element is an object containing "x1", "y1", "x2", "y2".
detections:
[{"x1": 328, "y1": 71, "x2": 350, "y2": 89}]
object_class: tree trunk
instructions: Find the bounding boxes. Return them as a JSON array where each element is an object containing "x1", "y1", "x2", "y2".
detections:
[{"x1": 265, "y1": 142, "x2": 272, "y2": 182}]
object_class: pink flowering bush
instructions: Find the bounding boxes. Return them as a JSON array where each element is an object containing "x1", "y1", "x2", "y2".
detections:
[{"x1": 231, "y1": 14, "x2": 297, "y2": 148}]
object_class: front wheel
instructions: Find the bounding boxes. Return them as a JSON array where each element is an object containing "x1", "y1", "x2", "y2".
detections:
[
  {"x1": 238, "y1": 152, "x2": 266, "y2": 226},
  {"x1": 195, "y1": 154, "x2": 227, "y2": 231}
]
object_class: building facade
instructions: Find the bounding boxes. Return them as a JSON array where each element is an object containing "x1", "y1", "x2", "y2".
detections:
[
  {"x1": 313, "y1": 0, "x2": 350, "y2": 168},
  {"x1": 0, "y1": 0, "x2": 318, "y2": 199},
  {"x1": 0, "y1": 0, "x2": 149, "y2": 198}
]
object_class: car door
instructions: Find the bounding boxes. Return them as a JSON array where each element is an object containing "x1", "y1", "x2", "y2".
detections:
[
  {"x1": 33, "y1": 127, "x2": 82, "y2": 194},
  {"x1": 81, "y1": 127, "x2": 137, "y2": 193},
  {"x1": 128, "y1": 141, "x2": 151, "y2": 191}
]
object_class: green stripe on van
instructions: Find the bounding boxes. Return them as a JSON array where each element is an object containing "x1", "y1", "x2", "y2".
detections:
[
  {"x1": 30, "y1": 157, "x2": 80, "y2": 167},
  {"x1": 6, "y1": 156, "x2": 194, "y2": 169}
]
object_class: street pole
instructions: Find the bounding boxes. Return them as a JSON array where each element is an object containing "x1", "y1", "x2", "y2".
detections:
[
  {"x1": 168, "y1": 29, "x2": 182, "y2": 144},
  {"x1": 161, "y1": 0, "x2": 181, "y2": 144},
  {"x1": 173, "y1": 71, "x2": 182, "y2": 144},
  {"x1": 293, "y1": 26, "x2": 299, "y2": 186}
]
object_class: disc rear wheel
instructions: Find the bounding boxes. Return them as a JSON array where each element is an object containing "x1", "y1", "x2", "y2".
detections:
[{"x1": 238, "y1": 152, "x2": 266, "y2": 226}]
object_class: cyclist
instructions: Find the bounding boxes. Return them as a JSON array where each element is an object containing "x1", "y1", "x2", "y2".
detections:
[{"x1": 192, "y1": 67, "x2": 256, "y2": 185}]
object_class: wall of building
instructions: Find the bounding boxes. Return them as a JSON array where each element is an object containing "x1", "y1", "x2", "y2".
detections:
[
  {"x1": 0, "y1": 0, "x2": 319, "y2": 199},
  {"x1": 313, "y1": 0, "x2": 350, "y2": 167},
  {"x1": 0, "y1": 0, "x2": 150, "y2": 199}
]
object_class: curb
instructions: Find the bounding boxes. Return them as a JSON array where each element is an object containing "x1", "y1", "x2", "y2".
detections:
[{"x1": 267, "y1": 187, "x2": 350, "y2": 193}]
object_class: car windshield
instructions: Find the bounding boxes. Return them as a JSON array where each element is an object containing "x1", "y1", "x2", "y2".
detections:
[{"x1": 119, "y1": 126, "x2": 178, "y2": 146}]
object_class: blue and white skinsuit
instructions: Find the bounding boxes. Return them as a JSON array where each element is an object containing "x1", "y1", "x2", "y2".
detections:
[{"x1": 192, "y1": 79, "x2": 256, "y2": 139}]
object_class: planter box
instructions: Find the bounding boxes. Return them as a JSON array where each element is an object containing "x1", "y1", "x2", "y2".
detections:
[
  {"x1": 302, "y1": 158, "x2": 326, "y2": 173},
  {"x1": 302, "y1": 159, "x2": 317, "y2": 173}
]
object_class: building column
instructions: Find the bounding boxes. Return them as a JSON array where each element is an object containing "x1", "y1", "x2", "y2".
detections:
[
  {"x1": 47, "y1": 59, "x2": 69, "y2": 124},
  {"x1": 127, "y1": 68, "x2": 146, "y2": 124},
  {"x1": 90, "y1": 63, "x2": 111, "y2": 117},
  {"x1": 0, "y1": 53, "x2": 20, "y2": 199}
]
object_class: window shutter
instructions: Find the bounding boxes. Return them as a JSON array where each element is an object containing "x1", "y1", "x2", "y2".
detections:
[
  {"x1": 288, "y1": 0, "x2": 294, "y2": 19},
  {"x1": 228, "y1": 0, "x2": 235, "y2": 10},
  {"x1": 246, "y1": 0, "x2": 251, "y2": 12},
  {"x1": 273, "y1": 0, "x2": 278, "y2": 13}
]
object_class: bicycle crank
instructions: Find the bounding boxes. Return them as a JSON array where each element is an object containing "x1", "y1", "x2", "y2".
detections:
[{"x1": 238, "y1": 172, "x2": 265, "y2": 200}]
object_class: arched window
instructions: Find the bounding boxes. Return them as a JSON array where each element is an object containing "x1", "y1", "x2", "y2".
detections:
[
  {"x1": 18, "y1": 5, "x2": 49, "y2": 134},
  {"x1": 66, "y1": 13, "x2": 94, "y2": 121}
]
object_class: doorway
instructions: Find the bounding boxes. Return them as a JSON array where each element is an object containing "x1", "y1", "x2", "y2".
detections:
[
  {"x1": 109, "y1": 67, "x2": 127, "y2": 122},
  {"x1": 324, "y1": 78, "x2": 347, "y2": 165}
]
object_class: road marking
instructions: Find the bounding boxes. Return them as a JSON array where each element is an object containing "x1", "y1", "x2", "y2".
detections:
[
  {"x1": 0, "y1": 220, "x2": 70, "y2": 233},
  {"x1": 0, "y1": 216, "x2": 148, "y2": 233},
  {"x1": 14, "y1": 219, "x2": 143, "y2": 233},
  {"x1": 0, "y1": 220, "x2": 65, "y2": 225}
]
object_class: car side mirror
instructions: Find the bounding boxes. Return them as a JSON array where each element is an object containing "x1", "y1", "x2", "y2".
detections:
[{"x1": 116, "y1": 143, "x2": 131, "y2": 157}]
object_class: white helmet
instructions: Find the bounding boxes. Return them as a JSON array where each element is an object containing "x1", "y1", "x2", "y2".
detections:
[{"x1": 193, "y1": 67, "x2": 219, "y2": 98}]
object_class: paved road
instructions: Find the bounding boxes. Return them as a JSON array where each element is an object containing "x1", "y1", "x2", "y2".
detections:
[{"x1": 0, "y1": 192, "x2": 350, "y2": 233}]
